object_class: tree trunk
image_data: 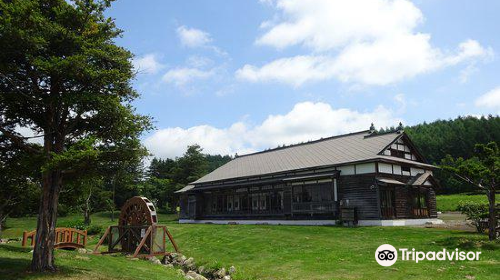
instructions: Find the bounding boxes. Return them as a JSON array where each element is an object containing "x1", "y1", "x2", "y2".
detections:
[
  {"x1": 487, "y1": 186, "x2": 497, "y2": 241},
  {"x1": 30, "y1": 170, "x2": 62, "y2": 272},
  {"x1": 0, "y1": 215, "x2": 4, "y2": 240},
  {"x1": 84, "y1": 209, "x2": 91, "y2": 226},
  {"x1": 84, "y1": 189, "x2": 92, "y2": 226}
]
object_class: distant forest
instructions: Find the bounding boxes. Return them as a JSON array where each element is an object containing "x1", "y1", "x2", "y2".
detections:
[{"x1": 406, "y1": 115, "x2": 500, "y2": 193}]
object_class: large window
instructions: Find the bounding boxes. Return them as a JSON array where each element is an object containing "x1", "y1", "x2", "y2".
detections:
[{"x1": 293, "y1": 183, "x2": 333, "y2": 203}]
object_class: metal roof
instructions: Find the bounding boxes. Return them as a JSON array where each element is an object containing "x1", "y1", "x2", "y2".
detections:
[
  {"x1": 175, "y1": 185, "x2": 195, "y2": 193},
  {"x1": 192, "y1": 130, "x2": 433, "y2": 185}
]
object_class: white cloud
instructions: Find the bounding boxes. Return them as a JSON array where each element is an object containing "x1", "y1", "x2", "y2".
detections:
[
  {"x1": 177, "y1": 26, "x2": 212, "y2": 48},
  {"x1": 237, "y1": 0, "x2": 493, "y2": 86},
  {"x1": 144, "y1": 101, "x2": 401, "y2": 158},
  {"x1": 132, "y1": 54, "x2": 164, "y2": 75},
  {"x1": 475, "y1": 87, "x2": 500, "y2": 111},
  {"x1": 162, "y1": 67, "x2": 214, "y2": 87}
]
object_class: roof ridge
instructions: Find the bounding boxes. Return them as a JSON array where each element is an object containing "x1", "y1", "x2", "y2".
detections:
[{"x1": 237, "y1": 129, "x2": 375, "y2": 158}]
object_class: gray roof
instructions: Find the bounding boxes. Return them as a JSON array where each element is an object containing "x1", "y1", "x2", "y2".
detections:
[
  {"x1": 193, "y1": 130, "x2": 433, "y2": 185},
  {"x1": 408, "y1": 172, "x2": 433, "y2": 186},
  {"x1": 175, "y1": 185, "x2": 195, "y2": 193}
]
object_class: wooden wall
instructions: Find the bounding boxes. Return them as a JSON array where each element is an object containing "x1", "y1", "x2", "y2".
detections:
[{"x1": 338, "y1": 174, "x2": 380, "y2": 220}]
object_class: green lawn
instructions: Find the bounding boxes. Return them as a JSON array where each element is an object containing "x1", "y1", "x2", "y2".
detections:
[
  {"x1": 1, "y1": 212, "x2": 499, "y2": 280},
  {"x1": 436, "y1": 193, "x2": 494, "y2": 212}
]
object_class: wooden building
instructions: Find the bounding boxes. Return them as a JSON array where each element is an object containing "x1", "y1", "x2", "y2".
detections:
[{"x1": 177, "y1": 129, "x2": 442, "y2": 226}]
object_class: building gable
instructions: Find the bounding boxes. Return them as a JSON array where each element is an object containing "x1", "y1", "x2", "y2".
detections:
[{"x1": 379, "y1": 133, "x2": 426, "y2": 163}]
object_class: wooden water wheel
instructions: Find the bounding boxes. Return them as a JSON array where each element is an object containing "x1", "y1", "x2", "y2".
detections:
[
  {"x1": 119, "y1": 196, "x2": 158, "y2": 226},
  {"x1": 118, "y1": 196, "x2": 158, "y2": 252}
]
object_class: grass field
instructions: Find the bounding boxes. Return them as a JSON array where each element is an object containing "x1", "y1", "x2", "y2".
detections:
[
  {"x1": 436, "y1": 193, "x2": 494, "y2": 212},
  {"x1": 1, "y1": 212, "x2": 499, "y2": 280}
]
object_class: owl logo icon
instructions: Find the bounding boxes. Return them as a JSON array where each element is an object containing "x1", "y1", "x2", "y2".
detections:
[{"x1": 375, "y1": 244, "x2": 398, "y2": 266}]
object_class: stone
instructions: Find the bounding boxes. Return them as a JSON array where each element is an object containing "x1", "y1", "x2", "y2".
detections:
[
  {"x1": 177, "y1": 269, "x2": 186, "y2": 276},
  {"x1": 186, "y1": 271, "x2": 208, "y2": 280},
  {"x1": 222, "y1": 276, "x2": 231, "y2": 280},
  {"x1": 184, "y1": 257, "x2": 196, "y2": 270},
  {"x1": 179, "y1": 255, "x2": 187, "y2": 263},
  {"x1": 197, "y1": 266, "x2": 205, "y2": 274},
  {"x1": 185, "y1": 257, "x2": 195, "y2": 265},
  {"x1": 129, "y1": 257, "x2": 139, "y2": 261},
  {"x1": 77, "y1": 248, "x2": 87, "y2": 254},
  {"x1": 164, "y1": 263, "x2": 174, "y2": 269},
  {"x1": 153, "y1": 259, "x2": 162, "y2": 265},
  {"x1": 86, "y1": 249, "x2": 94, "y2": 254},
  {"x1": 216, "y1": 268, "x2": 227, "y2": 278},
  {"x1": 228, "y1": 266, "x2": 236, "y2": 275}
]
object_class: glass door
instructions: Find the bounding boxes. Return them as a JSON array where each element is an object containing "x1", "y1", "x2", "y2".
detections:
[{"x1": 380, "y1": 186, "x2": 395, "y2": 219}]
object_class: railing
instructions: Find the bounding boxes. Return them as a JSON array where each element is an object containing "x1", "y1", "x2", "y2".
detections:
[
  {"x1": 292, "y1": 202, "x2": 337, "y2": 213},
  {"x1": 22, "y1": 228, "x2": 87, "y2": 249}
]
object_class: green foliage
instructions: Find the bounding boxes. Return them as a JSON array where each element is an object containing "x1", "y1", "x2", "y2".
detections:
[
  {"x1": 457, "y1": 201, "x2": 489, "y2": 233},
  {"x1": 57, "y1": 220, "x2": 87, "y2": 231},
  {"x1": 85, "y1": 224, "x2": 103, "y2": 235}
]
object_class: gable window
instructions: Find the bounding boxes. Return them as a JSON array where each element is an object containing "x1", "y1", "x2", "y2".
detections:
[{"x1": 390, "y1": 149, "x2": 404, "y2": 158}]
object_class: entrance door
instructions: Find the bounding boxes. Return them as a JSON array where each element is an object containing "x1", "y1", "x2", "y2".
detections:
[
  {"x1": 380, "y1": 187, "x2": 395, "y2": 219},
  {"x1": 411, "y1": 187, "x2": 429, "y2": 218}
]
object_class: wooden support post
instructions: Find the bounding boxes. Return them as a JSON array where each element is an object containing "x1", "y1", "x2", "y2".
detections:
[
  {"x1": 94, "y1": 227, "x2": 111, "y2": 254},
  {"x1": 133, "y1": 226, "x2": 152, "y2": 258},
  {"x1": 22, "y1": 231, "x2": 27, "y2": 247},
  {"x1": 166, "y1": 229, "x2": 180, "y2": 253}
]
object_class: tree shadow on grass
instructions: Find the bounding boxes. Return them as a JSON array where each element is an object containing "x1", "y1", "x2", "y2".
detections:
[
  {"x1": 435, "y1": 231, "x2": 500, "y2": 251},
  {"x1": 0, "y1": 258, "x2": 84, "y2": 280},
  {"x1": 0, "y1": 245, "x2": 85, "y2": 280}
]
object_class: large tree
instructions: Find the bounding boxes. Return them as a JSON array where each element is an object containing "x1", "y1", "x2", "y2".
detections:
[
  {"x1": 0, "y1": 0, "x2": 151, "y2": 271},
  {"x1": 442, "y1": 142, "x2": 499, "y2": 241}
]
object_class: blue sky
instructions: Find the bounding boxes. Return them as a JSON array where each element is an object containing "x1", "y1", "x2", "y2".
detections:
[{"x1": 105, "y1": 0, "x2": 500, "y2": 159}]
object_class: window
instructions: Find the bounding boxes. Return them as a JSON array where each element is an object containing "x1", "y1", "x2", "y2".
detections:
[
  {"x1": 272, "y1": 191, "x2": 283, "y2": 211},
  {"x1": 293, "y1": 184, "x2": 332, "y2": 203},
  {"x1": 251, "y1": 194, "x2": 259, "y2": 210},
  {"x1": 390, "y1": 149, "x2": 404, "y2": 158},
  {"x1": 233, "y1": 195, "x2": 240, "y2": 211}
]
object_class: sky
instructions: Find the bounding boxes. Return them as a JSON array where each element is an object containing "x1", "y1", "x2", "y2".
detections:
[{"x1": 104, "y1": 0, "x2": 500, "y2": 159}]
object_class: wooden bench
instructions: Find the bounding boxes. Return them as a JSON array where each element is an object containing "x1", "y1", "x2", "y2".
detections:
[{"x1": 22, "y1": 228, "x2": 87, "y2": 249}]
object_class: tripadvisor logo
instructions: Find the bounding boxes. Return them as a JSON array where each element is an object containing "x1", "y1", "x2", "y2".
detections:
[{"x1": 375, "y1": 244, "x2": 482, "y2": 267}]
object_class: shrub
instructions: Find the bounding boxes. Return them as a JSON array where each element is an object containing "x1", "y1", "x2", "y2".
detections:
[
  {"x1": 457, "y1": 201, "x2": 489, "y2": 233},
  {"x1": 57, "y1": 220, "x2": 87, "y2": 230},
  {"x1": 86, "y1": 225, "x2": 104, "y2": 235}
]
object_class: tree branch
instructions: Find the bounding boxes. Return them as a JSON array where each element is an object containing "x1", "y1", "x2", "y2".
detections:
[{"x1": 452, "y1": 173, "x2": 487, "y2": 190}]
